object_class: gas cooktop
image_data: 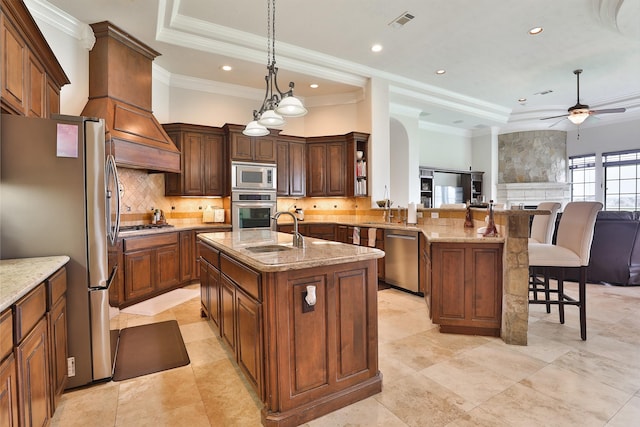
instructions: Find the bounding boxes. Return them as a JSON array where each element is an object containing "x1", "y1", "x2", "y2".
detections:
[{"x1": 119, "y1": 224, "x2": 174, "y2": 231}]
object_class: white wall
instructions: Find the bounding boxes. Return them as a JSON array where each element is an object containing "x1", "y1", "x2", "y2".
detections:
[
  {"x1": 418, "y1": 129, "x2": 472, "y2": 171},
  {"x1": 566, "y1": 118, "x2": 640, "y2": 156}
]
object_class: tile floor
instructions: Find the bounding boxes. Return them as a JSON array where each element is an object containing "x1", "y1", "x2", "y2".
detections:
[{"x1": 51, "y1": 282, "x2": 640, "y2": 427}]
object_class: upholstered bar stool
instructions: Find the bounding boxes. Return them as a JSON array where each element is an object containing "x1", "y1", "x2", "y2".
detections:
[
  {"x1": 528, "y1": 202, "x2": 562, "y2": 311},
  {"x1": 528, "y1": 201, "x2": 602, "y2": 340}
]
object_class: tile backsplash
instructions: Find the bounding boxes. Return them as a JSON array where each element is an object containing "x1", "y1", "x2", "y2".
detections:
[{"x1": 117, "y1": 168, "x2": 228, "y2": 225}]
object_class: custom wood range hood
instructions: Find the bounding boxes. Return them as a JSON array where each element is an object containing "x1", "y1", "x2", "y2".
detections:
[{"x1": 81, "y1": 21, "x2": 180, "y2": 173}]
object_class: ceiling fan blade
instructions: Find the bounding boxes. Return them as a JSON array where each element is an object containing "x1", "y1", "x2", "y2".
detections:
[
  {"x1": 540, "y1": 113, "x2": 569, "y2": 120},
  {"x1": 590, "y1": 107, "x2": 627, "y2": 115},
  {"x1": 548, "y1": 118, "x2": 566, "y2": 128}
]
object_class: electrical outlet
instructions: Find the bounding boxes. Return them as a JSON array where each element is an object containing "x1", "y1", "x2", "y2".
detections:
[
  {"x1": 431, "y1": 212, "x2": 439, "y2": 219},
  {"x1": 417, "y1": 212, "x2": 423, "y2": 218},
  {"x1": 67, "y1": 357, "x2": 76, "y2": 377}
]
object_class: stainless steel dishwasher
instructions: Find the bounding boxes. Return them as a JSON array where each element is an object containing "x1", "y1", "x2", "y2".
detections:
[{"x1": 384, "y1": 229, "x2": 419, "y2": 293}]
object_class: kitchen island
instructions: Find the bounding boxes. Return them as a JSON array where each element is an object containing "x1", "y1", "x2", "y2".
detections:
[{"x1": 197, "y1": 230, "x2": 384, "y2": 427}]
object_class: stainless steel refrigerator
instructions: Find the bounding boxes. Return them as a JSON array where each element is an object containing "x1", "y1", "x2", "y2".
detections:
[{"x1": 1, "y1": 114, "x2": 121, "y2": 389}]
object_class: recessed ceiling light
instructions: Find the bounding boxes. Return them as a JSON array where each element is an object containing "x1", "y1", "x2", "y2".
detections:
[
  {"x1": 371, "y1": 44, "x2": 383, "y2": 53},
  {"x1": 435, "y1": 69, "x2": 446, "y2": 75},
  {"x1": 310, "y1": 84, "x2": 319, "y2": 89},
  {"x1": 518, "y1": 98, "x2": 527, "y2": 103},
  {"x1": 529, "y1": 27, "x2": 543, "y2": 35},
  {"x1": 221, "y1": 65, "x2": 232, "y2": 71}
]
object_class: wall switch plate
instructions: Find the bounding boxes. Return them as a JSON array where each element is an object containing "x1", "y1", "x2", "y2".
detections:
[
  {"x1": 67, "y1": 357, "x2": 76, "y2": 377},
  {"x1": 431, "y1": 212, "x2": 439, "y2": 219}
]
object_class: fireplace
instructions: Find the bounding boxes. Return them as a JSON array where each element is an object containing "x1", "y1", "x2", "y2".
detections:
[{"x1": 496, "y1": 182, "x2": 570, "y2": 209}]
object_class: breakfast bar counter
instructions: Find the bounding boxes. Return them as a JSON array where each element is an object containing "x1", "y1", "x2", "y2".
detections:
[{"x1": 197, "y1": 230, "x2": 384, "y2": 427}]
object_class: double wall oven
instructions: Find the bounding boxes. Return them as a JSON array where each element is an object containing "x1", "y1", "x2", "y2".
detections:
[{"x1": 231, "y1": 162, "x2": 277, "y2": 231}]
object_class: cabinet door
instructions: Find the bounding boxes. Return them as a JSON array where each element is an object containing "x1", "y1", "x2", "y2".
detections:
[
  {"x1": 179, "y1": 231, "x2": 193, "y2": 283},
  {"x1": 108, "y1": 240, "x2": 124, "y2": 307},
  {"x1": 156, "y1": 244, "x2": 180, "y2": 291},
  {"x1": 208, "y1": 263, "x2": 221, "y2": 330},
  {"x1": 306, "y1": 144, "x2": 326, "y2": 196},
  {"x1": 467, "y1": 246, "x2": 502, "y2": 327},
  {"x1": 16, "y1": 317, "x2": 50, "y2": 427},
  {"x1": 235, "y1": 289, "x2": 262, "y2": 398},
  {"x1": 289, "y1": 141, "x2": 306, "y2": 197},
  {"x1": 1, "y1": 15, "x2": 27, "y2": 114},
  {"x1": 124, "y1": 249, "x2": 154, "y2": 301},
  {"x1": 220, "y1": 275, "x2": 236, "y2": 352},
  {"x1": 0, "y1": 354, "x2": 19, "y2": 427},
  {"x1": 183, "y1": 133, "x2": 205, "y2": 196},
  {"x1": 254, "y1": 137, "x2": 276, "y2": 163},
  {"x1": 48, "y1": 295, "x2": 67, "y2": 413},
  {"x1": 230, "y1": 133, "x2": 253, "y2": 161},
  {"x1": 203, "y1": 133, "x2": 226, "y2": 195},
  {"x1": 431, "y1": 245, "x2": 466, "y2": 322},
  {"x1": 326, "y1": 142, "x2": 346, "y2": 196},
  {"x1": 199, "y1": 260, "x2": 210, "y2": 319},
  {"x1": 27, "y1": 52, "x2": 45, "y2": 118},
  {"x1": 164, "y1": 131, "x2": 182, "y2": 196},
  {"x1": 46, "y1": 79, "x2": 60, "y2": 117},
  {"x1": 276, "y1": 140, "x2": 289, "y2": 196}
]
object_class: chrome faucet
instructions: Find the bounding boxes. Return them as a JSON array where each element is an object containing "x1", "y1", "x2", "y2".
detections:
[{"x1": 272, "y1": 211, "x2": 305, "y2": 248}]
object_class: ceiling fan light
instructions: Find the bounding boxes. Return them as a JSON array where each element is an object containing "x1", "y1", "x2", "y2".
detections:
[
  {"x1": 257, "y1": 109, "x2": 285, "y2": 127},
  {"x1": 568, "y1": 111, "x2": 589, "y2": 125},
  {"x1": 243, "y1": 120, "x2": 270, "y2": 136},
  {"x1": 275, "y1": 96, "x2": 307, "y2": 117}
]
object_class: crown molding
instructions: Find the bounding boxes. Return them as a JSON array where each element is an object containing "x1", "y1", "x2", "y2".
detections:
[{"x1": 24, "y1": 0, "x2": 95, "y2": 49}]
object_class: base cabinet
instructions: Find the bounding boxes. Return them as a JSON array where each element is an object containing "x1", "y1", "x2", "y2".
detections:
[
  {"x1": 16, "y1": 316, "x2": 50, "y2": 427},
  {"x1": 0, "y1": 354, "x2": 18, "y2": 427},
  {"x1": 430, "y1": 242, "x2": 502, "y2": 336},
  {"x1": 46, "y1": 267, "x2": 68, "y2": 414}
]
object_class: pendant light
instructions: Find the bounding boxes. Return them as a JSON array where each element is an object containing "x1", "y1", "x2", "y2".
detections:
[{"x1": 243, "y1": 0, "x2": 307, "y2": 136}]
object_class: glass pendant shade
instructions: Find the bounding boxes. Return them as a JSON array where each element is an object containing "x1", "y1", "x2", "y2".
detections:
[
  {"x1": 243, "y1": 120, "x2": 270, "y2": 136},
  {"x1": 568, "y1": 111, "x2": 589, "y2": 125},
  {"x1": 257, "y1": 109, "x2": 285, "y2": 127},
  {"x1": 275, "y1": 95, "x2": 307, "y2": 117}
]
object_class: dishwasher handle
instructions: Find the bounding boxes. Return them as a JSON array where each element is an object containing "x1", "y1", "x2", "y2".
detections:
[{"x1": 386, "y1": 233, "x2": 418, "y2": 240}]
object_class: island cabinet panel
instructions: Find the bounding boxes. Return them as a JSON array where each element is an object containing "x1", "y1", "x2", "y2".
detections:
[
  {"x1": 266, "y1": 260, "x2": 381, "y2": 422},
  {"x1": 235, "y1": 289, "x2": 263, "y2": 395},
  {"x1": 430, "y1": 242, "x2": 503, "y2": 336}
]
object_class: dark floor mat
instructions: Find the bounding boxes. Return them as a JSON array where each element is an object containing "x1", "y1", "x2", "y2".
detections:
[{"x1": 112, "y1": 320, "x2": 190, "y2": 381}]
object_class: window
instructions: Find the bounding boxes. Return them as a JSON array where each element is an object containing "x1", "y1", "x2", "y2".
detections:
[
  {"x1": 604, "y1": 149, "x2": 640, "y2": 211},
  {"x1": 569, "y1": 154, "x2": 596, "y2": 202}
]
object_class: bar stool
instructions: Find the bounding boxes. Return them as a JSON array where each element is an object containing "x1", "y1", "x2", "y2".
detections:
[
  {"x1": 528, "y1": 201, "x2": 602, "y2": 340},
  {"x1": 528, "y1": 202, "x2": 562, "y2": 312},
  {"x1": 529, "y1": 202, "x2": 562, "y2": 244}
]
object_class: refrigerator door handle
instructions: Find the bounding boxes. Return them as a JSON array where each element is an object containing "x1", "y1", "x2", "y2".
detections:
[{"x1": 106, "y1": 155, "x2": 121, "y2": 245}]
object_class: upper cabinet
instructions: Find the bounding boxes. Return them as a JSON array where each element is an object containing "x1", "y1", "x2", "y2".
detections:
[
  {"x1": 0, "y1": 0, "x2": 69, "y2": 117},
  {"x1": 163, "y1": 123, "x2": 228, "y2": 197},
  {"x1": 276, "y1": 136, "x2": 306, "y2": 197},
  {"x1": 224, "y1": 124, "x2": 277, "y2": 163},
  {"x1": 306, "y1": 132, "x2": 369, "y2": 197}
]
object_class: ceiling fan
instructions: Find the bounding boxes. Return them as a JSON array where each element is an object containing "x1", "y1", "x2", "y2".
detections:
[{"x1": 541, "y1": 69, "x2": 627, "y2": 126}]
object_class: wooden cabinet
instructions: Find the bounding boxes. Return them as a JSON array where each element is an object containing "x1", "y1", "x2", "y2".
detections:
[
  {"x1": 163, "y1": 123, "x2": 228, "y2": 196},
  {"x1": 0, "y1": 309, "x2": 18, "y2": 427},
  {"x1": 122, "y1": 233, "x2": 180, "y2": 306},
  {"x1": 179, "y1": 231, "x2": 194, "y2": 283},
  {"x1": 307, "y1": 140, "x2": 346, "y2": 196},
  {"x1": 420, "y1": 233, "x2": 430, "y2": 309},
  {"x1": 198, "y1": 241, "x2": 220, "y2": 328},
  {"x1": 225, "y1": 124, "x2": 277, "y2": 163},
  {"x1": 0, "y1": 353, "x2": 18, "y2": 427},
  {"x1": 306, "y1": 132, "x2": 369, "y2": 197},
  {"x1": 276, "y1": 136, "x2": 306, "y2": 197},
  {"x1": 14, "y1": 283, "x2": 50, "y2": 427},
  {"x1": 0, "y1": 0, "x2": 69, "y2": 116},
  {"x1": 430, "y1": 242, "x2": 502, "y2": 336},
  {"x1": 46, "y1": 267, "x2": 67, "y2": 413}
]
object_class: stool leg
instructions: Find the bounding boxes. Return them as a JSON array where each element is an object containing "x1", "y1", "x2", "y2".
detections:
[
  {"x1": 558, "y1": 268, "x2": 565, "y2": 324},
  {"x1": 543, "y1": 267, "x2": 551, "y2": 313},
  {"x1": 579, "y1": 267, "x2": 587, "y2": 341}
]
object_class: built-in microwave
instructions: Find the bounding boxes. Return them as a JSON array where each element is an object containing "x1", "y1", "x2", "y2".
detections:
[{"x1": 232, "y1": 162, "x2": 276, "y2": 190}]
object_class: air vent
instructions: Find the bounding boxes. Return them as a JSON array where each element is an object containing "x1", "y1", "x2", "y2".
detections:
[
  {"x1": 389, "y1": 12, "x2": 415, "y2": 28},
  {"x1": 534, "y1": 90, "x2": 554, "y2": 95}
]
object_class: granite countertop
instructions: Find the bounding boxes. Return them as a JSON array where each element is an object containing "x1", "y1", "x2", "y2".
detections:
[
  {"x1": 198, "y1": 230, "x2": 384, "y2": 273},
  {"x1": 0, "y1": 256, "x2": 70, "y2": 312},
  {"x1": 117, "y1": 223, "x2": 231, "y2": 237}
]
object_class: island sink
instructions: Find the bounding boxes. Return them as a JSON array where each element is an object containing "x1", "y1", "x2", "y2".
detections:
[{"x1": 245, "y1": 244, "x2": 293, "y2": 253}]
